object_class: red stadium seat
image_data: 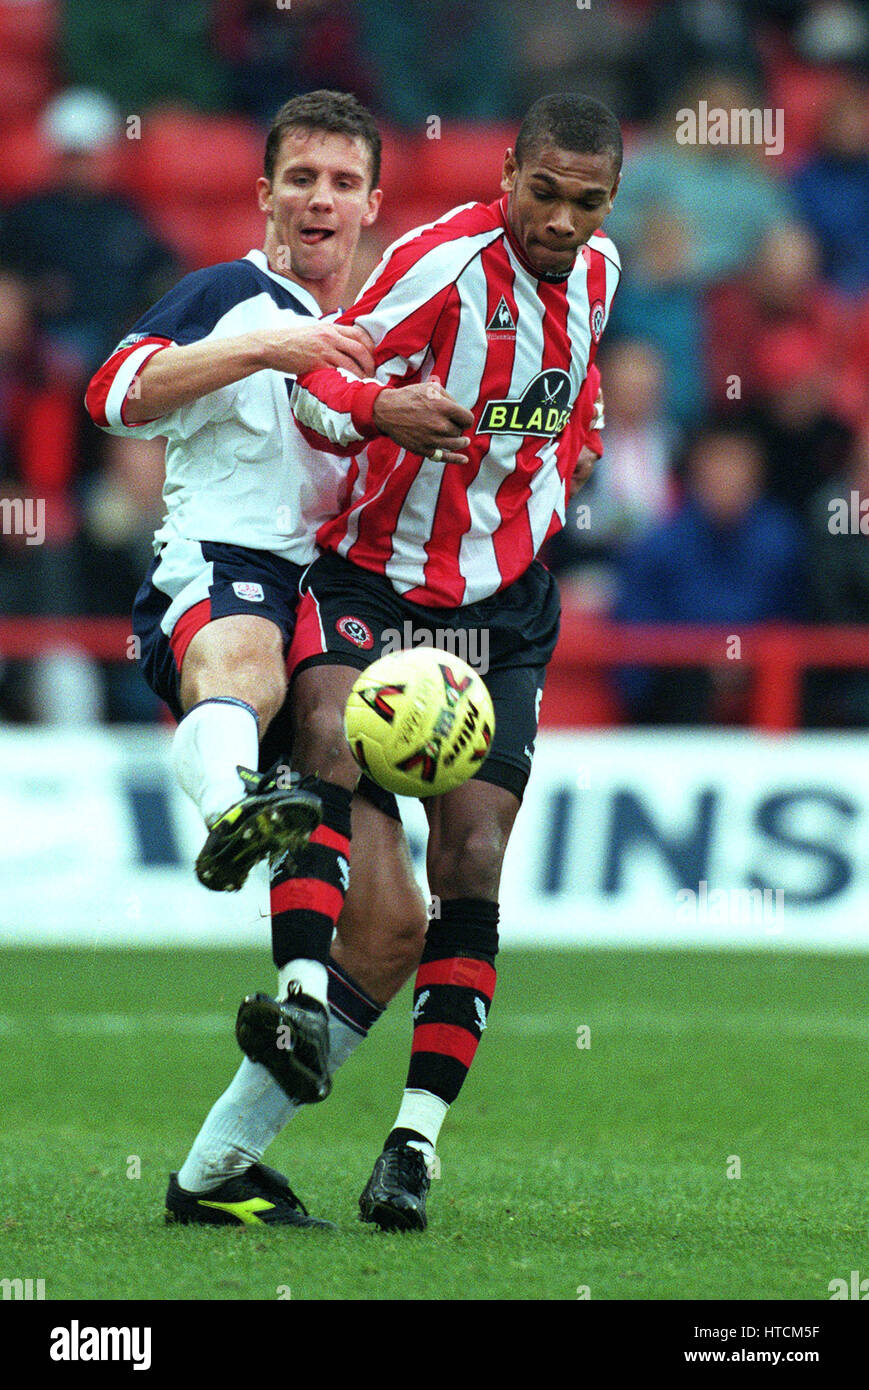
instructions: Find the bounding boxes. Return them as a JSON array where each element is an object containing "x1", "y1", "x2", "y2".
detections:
[
  {"x1": 192, "y1": 201, "x2": 268, "y2": 267},
  {"x1": 376, "y1": 196, "x2": 461, "y2": 246},
  {"x1": 411, "y1": 124, "x2": 515, "y2": 209},
  {"x1": 0, "y1": 55, "x2": 53, "y2": 123},
  {"x1": 147, "y1": 198, "x2": 264, "y2": 271},
  {"x1": 0, "y1": 120, "x2": 58, "y2": 199},
  {"x1": 766, "y1": 64, "x2": 842, "y2": 170},
  {"x1": 760, "y1": 29, "x2": 845, "y2": 171},
  {"x1": 0, "y1": 0, "x2": 57, "y2": 61},
  {"x1": 130, "y1": 110, "x2": 262, "y2": 206},
  {"x1": 375, "y1": 124, "x2": 417, "y2": 202}
]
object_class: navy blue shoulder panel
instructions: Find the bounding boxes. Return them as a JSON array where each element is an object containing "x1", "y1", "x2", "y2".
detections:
[{"x1": 128, "y1": 258, "x2": 314, "y2": 344}]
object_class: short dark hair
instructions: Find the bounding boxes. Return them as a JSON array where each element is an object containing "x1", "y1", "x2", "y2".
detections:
[
  {"x1": 264, "y1": 89, "x2": 381, "y2": 188},
  {"x1": 515, "y1": 93, "x2": 623, "y2": 177}
]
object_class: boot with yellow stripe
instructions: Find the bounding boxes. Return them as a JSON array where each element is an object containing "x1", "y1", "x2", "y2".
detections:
[
  {"x1": 195, "y1": 765, "x2": 322, "y2": 892},
  {"x1": 164, "y1": 1163, "x2": 335, "y2": 1229}
]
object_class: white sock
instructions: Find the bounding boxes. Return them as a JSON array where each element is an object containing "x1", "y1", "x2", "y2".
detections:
[
  {"x1": 391, "y1": 1089, "x2": 449, "y2": 1154},
  {"x1": 177, "y1": 1057, "x2": 295, "y2": 1192},
  {"x1": 277, "y1": 959, "x2": 328, "y2": 1009},
  {"x1": 177, "y1": 1012, "x2": 369, "y2": 1192},
  {"x1": 327, "y1": 1016, "x2": 367, "y2": 1071},
  {"x1": 172, "y1": 697, "x2": 259, "y2": 827}
]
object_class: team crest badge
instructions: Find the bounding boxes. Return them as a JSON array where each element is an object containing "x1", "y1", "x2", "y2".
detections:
[
  {"x1": 589, "y1": 298, "x2": 605, "y2": 344},
  {"x1": 232, "y1": 581, "x2": 264, "y2": 602},
  {"x1": 336, "y1": 615, "x2": 374, "y2": 650}
]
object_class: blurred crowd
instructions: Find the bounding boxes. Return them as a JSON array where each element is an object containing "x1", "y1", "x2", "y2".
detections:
[{"x1": 0, "y1": 0, "x2": 867, "y2": 727}]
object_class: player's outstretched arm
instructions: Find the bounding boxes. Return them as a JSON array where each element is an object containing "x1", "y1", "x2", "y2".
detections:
[{"x1": 117, "y1": 321, "x2": 375, "y2": 425}]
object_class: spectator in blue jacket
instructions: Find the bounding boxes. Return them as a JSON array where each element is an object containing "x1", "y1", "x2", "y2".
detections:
[
  {"x1": 613, "y1": 425, "x2": 806, "y2": 723},
  {"x1": 791, "y1": 76, "x2": 869, "y2": 296}
]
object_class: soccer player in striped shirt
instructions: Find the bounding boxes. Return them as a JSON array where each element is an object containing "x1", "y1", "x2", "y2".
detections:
[
  {"x1": 246, "y1": 92, "x2": 622, "y2": 1229},
  {"x1": 86, "y1": 92, "x2": 451, "y2": 1228}
]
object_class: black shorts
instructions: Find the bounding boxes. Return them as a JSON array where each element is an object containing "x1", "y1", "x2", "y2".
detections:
[
  {"x1": 132, "y1": 538, "x2": 400, "y2": 820},
  {"x1": 287, "y1": 551, "x2": 561, "y2": 801}
]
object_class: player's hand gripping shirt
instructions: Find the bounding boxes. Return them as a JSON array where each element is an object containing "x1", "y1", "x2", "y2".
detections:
[
  {"x1": 291, "y1": 197, "x2": 620, "y2": 606},
  {"x1": 85, "y1": 250, "x2": 354, "y2": 564}
]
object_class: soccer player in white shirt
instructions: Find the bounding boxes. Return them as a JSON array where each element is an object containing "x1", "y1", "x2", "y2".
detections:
[{"x1": 87, "y1": 92, "x2": 452, "y2": 1228}]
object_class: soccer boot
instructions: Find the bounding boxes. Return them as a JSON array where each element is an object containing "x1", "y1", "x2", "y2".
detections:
[
  {"x1": 235, "y1": 985, "x2": 331, "y2": 1105},
  {"x1": 164, "y1": 1163, "x2": 335, "y2": 1229},
  {"x1": 358, "y1": 1144, "x2": 431, "y2": 1232},
  {"x1": 195, "y1": 765, "x2": 321, "y2": 892}
]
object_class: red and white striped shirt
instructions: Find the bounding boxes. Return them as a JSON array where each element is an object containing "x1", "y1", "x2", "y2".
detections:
[{"x1": 292, "y1": 196, "x2": 619, "y2": 607}]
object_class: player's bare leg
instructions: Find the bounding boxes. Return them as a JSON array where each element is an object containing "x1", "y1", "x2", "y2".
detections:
[
  {"x1": 179, "y1": 613, "x2": 288, "y2": 727},
  {"x1": 359, "y1": 777, "x2": 518, "y2": 1231},
  {"x1": 173, "y1": 614, "x2": 322, "y2": 893},
  {"x1": 330, "y1": 797, "x2": 428, "y2": 1005},
  {"x1": 425, "y1": 778, "x2": 519, "y2": 900},
  {"x1": 288, "y1": 662, "x2": 362, "y2": 788},
  {"x1": 170, "y1": 794, "x2": 427, "y2": 1225}
]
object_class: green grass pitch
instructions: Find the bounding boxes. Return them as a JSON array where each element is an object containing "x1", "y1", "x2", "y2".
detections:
[{"x1": 1, "y1": 945, "x2": 866, "y2": 1301}]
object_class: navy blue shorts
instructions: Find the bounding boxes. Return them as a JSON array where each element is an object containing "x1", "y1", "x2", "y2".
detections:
[
  {"x1": 132, "y1": 538, "x2": 307, "y2": 721},
  {"x1": 132, "y1": 537, "x2": 401, "y2": 820}
]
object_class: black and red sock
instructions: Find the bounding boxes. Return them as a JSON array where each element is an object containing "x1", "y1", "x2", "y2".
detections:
[
  {"x1": 270, "y1": 779, "x2": 352, "y2": 970},
  {"x1": 386, "y1": 898, "x2": 499, "y2": 1151}
]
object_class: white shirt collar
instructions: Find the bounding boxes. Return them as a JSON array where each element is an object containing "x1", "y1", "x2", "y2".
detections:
[{"x1": 244, "y1": 249, "x2": 323, "y2": 318}]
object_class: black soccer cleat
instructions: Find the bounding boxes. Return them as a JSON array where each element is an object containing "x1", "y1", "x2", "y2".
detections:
[
  {"x1": 235, "y1": 986, "x2": 331, "y2": 1105},
  {"x1": 164, "y1": 1163, "x2": 335, "y2": 1229},
  {"x1": 195, "y1": 765, "x2": 322, "y2": 893},
  {"x1": 358, "y1": 1145, "x2": 431, "y2": 1232}
]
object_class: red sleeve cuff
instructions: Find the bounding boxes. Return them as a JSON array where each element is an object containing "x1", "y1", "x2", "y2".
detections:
[{"x1": 349, "y1": 381, "x2": 386, "y2": 436}]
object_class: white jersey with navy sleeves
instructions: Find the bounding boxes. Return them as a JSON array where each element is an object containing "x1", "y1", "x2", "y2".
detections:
[{"x1": 86, "y1": 249, "x2": 353, "y2": 564}]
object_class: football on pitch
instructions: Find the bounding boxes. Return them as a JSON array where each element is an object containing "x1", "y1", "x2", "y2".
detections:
[{"x1": 344, "y1": 646, "x2": 495, "y2": 798}]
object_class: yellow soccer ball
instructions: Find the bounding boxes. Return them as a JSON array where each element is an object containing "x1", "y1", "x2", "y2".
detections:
[{"x1": 344, "y1": 646, "x2": 495, "y2": 798}]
